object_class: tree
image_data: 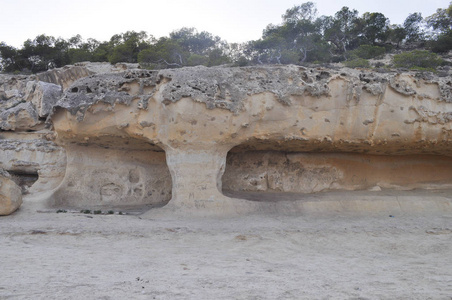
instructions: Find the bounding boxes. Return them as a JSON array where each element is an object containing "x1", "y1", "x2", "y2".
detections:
[
  {"x1": 426, "y1": 3, "x2": 452, "y2": 36},
  {"x1": 169, "y1": 28, "x2": 218, "y2": 55},
  {"x1": 109, "y1": 31, "x2": 153, "y2": 64},
  {"x1": 426, "y1": 2, "x2": 452, "y2": 52},
  {"x1": 0, "y1": 42, "x2": 25, "y2": 73},
  {"x1": 282, "y1": 2, "x2": 317, "y2": 23},
  {"x1": 19, "y1": 34, "x2": 70, "y2": 72},
  {"x1": 387, "y1": 25, "x2": 407, "y2": 47},
  {"x1": 403, "y1": 13, "x2": 425, "y2": 43},
  {"x1": 322, "y1": 7, "x2": 360, "y2": 57},
  {"x1": 138, "y1": 37, "x2": 186, "y2": 68},
  {"x1": 248, "y1": 2, "x2": 328, "y2": 64},
  {"x1": 138, "y1": 28, "x2": 229, "y2": 69},
  {"x1": 359, "y1": 12, "x2": 390, "y2": 45}
]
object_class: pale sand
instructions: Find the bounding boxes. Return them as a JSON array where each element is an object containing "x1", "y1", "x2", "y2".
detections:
[{"x1": 1, "y1": 194, "x2": 452, "y2": 299}]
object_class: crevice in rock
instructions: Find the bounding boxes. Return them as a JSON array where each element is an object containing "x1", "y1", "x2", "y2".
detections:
[{"x1": 8, "y1": 170, "x2": 39, "y2": 194}]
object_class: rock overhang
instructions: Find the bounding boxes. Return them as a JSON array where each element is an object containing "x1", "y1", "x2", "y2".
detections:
[
  {"x1": 50, "y1": 65, "x2": 452, "y2": 156},
  {"x1": 2, "y1": 63, "x2": 452, "y2": 215}
]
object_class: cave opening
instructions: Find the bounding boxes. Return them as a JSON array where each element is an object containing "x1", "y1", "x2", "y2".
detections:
[
  {"x1": 8, "y1": 170, "x2": 39, "y2": 194},
  {"x1": 53, "y1": 137, "x2": 172, "y2": 211},
  {"x1": 222, "y1": 141, "x2": 452, "y2": 202}
]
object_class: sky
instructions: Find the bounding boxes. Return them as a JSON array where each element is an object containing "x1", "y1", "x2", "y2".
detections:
[{"x1": 0, "y1": 0, "x2": 450, "y2": 48}]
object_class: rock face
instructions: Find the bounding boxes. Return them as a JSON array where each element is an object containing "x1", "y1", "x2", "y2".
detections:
[
  {"x1": 0, "y1": 169, "x2": 22, "y2": 215},
  {"x1": 1, "y1": 63, "x2": 452, "y2": 215}
]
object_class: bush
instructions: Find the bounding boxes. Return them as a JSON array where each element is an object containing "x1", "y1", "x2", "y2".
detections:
[
  {"x1": 344, "y1": 58, "x2": 370, "y2": 68},
  {"x1": 430, "y1": 33, "x2": 452, "y2": 53},
  {"x1": 349, "y1": 45, "x2": 386, "y2": 59},
  {"x1": 392, "y1": 50, "x2": 444, "y2": 70},
  {"x1": 187, "y1": 54, "x2": 208, "y2": 66},
  {"x1": 234, "y1": 56, "x2": 249, "y2": 67}
]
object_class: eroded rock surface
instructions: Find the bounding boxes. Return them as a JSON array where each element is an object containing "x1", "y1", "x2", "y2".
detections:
[{"x1": 1, "y1": 63, "x2": 452, "y2": 215}]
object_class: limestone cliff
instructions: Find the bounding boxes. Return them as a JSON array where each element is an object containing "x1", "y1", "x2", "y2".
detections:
[{"x1": 1, "y1": 63, "x2": 452, "y2": 215}]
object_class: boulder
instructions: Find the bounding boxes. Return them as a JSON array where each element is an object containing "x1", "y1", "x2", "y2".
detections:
[
  {"x1": 24, "y1": 81, "x2": 62, "y2": 117},
  {"x1": 0, "y1": 169, "x2": 23, "y2": 216},
  {"x1": 0, "y1": 101, "x2": 41, "y2": 131}
]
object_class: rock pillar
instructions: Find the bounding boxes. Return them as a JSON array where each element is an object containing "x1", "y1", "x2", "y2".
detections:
[{"x1": 164, "y1": 146, "x2": 230, "y2": 211}]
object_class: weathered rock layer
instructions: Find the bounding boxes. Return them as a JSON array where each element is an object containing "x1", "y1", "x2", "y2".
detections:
[{"x1": 1, "y1": 63, "x2": 452, "y2": 215}]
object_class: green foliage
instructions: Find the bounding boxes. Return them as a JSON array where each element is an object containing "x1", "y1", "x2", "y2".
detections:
[
  {"x1": 2, "y1": 2, "x2": 452, "y2": 73},
  {"x1": 426, "y1": 3, "x2": 452, "y2": 52},
  {"x1": 0, "y1": 42, "x2": 23, "y2": 72},
  {"x1": 387, "y1": 25, "x2": 407, "y2": 47},
  {"x1": 360, "y1": 12, "x2": 390, "y2": 45},
  {"x1": 282, "y1": 2, "x2": 317, "y2": 23},
  {"x1": 138, "y1": 28, "x2": 228, "y2": 69},
  {"x1": 207, "y1": 48, "x2": 230, "y2": 66},
  {"x1": 138, "y1": 37, "x2": 185, "y2": 68},
  {"x1": 392, "y1": 50, "x2": 444, "y2": 70},
  {"x1": 108, "y1": 31, "x2": 152, "y2": 64},
  {"x1": 344, "y1": 58, "x2": 370, "y2": 68},
  {"x1": 349, "y1": 45, "x2": 386, "y2": 59},
  {"x1": 234, "y1": 56, "x2": 249, "y2": 67},
  {"x1": 250, "y1": 2, "x2": 326, "y2": 64},
  {"x1": 426, "y1": 3, "x2": 452, "y2": 35},
  {"x1": 322, "y1": 7, "x2": 360, "y2": 56},
  {"x1": 187, "y1": 54, "x2": 208, "y2": 66},
  {"x1": 403, "y1": 13, "x2": 425, "y2": 43},
  {"x1": 68, "y1": 48, "x2": 92, "y2": 63},
  {"x1": 430, "y1": 32, "x2": 452, "y2": 52}
]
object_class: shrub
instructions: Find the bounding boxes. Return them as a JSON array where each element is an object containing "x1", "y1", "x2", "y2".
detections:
[
  {"x1": 349, "y1": 45, "x2": 386, "y2": 59},
  {"x1": 430, "y1": 33, "x2": 452, "y2": 53},
  {"x1": 344, "y1": 58, "x2": 370, "y2": 68},
  {"x1": 187, "y1": 54, "x2": 208, "y2": 66},
  {"x1": 392, "y1": 50, "x2": 444, "y2": 70}
]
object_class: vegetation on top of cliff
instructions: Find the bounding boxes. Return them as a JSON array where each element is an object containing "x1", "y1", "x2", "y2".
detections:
[
  {"x1": 1, "y1": 2, "x2": 451, "y2": 74},
  {"x1": 392, "y1": 50, "x2": 445, "y2": 71}
]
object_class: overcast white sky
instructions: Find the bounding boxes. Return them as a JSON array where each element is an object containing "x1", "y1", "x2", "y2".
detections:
[{"x1": 0, "y1": 0, "x2": 450, "y2": 47}]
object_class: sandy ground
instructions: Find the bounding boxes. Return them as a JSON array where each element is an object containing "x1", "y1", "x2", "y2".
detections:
[{"x1": 1, "y1": 195, "x2": 452, "y2": 300}]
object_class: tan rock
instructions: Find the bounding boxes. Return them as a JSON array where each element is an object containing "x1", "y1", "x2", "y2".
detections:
[
  {"x1": 1, "y1": 63, "x2": 452, "y2": 215},
  {"x1": 0, "y1": 138, "x2": 66, "y2": 194},
  {"x1": 0, "y1": 169, "x2": 22, "y2": 216},
  {"x1": 0, "y1": 101, "x2": 41, "y2": 131},
  {"x1": 45, "y1": 65, "x2": 452, "y2": 213}
]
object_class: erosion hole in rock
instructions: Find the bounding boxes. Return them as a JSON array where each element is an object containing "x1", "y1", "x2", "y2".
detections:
[
  {"x1": 8, "y1": 170, "x2": 39, "y2": 194},
  {"x1": 222, "y1": 144, "x2": 452, "y2": 202},
  {"x1": 53, "y1": 140, "x2": 172, "y2": 211}
]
